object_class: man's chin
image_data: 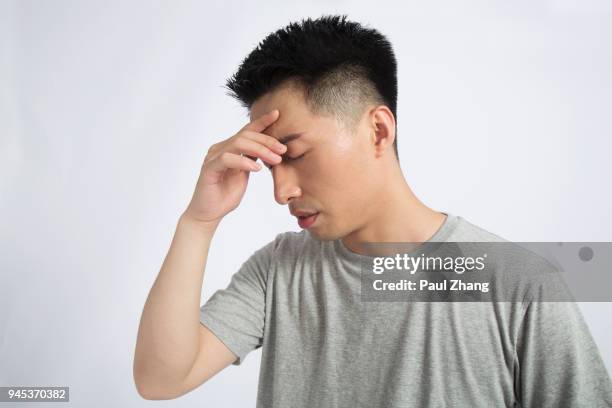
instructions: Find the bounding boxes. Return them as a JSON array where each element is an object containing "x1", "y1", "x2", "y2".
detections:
[{"x1": 306, "y1": 227, "x2": 344, "y2": 242}]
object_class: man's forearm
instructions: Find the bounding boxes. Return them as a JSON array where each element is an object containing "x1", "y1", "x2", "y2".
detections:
[{"x1": 133, "y1": 212, "x2": 219, "y2": 394}]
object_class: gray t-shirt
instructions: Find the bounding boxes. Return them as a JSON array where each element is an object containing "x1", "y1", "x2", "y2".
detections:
[{"x1": 199, "y1": 213, "x2": 612, "y2": 407}]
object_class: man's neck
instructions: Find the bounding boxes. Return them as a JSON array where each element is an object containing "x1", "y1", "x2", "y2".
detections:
[{"x1": 341, "y1": 176, "x2": 447, "y2": 256}]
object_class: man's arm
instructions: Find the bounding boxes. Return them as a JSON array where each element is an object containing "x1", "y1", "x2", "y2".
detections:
[
  {"x1": 515, "y1": 294, "x2": 612, "y2": 406},
  {"x1": 133, "y1": 214, "x2": 236, "y2": 400},
  {"x1": 133, "y1": 109, "x2": 286, "y2": 400}
]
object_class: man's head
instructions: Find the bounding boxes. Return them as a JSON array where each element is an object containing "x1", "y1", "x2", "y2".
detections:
[{"x1": 224, "y1": 15, "x2": 401, "y2": 240}]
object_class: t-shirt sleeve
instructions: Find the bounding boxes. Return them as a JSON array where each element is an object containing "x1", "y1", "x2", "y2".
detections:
[
  {"x1": 199, "y1": 235, "x2": 279, "y2": 366},
  {"x1": 515, "y1": 276, "x2": 612, "y2": 407}
]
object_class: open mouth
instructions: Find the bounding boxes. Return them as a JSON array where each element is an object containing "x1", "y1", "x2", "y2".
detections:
[{"x1": 297, "y1": 212, "x2": 319, "y2": 229}]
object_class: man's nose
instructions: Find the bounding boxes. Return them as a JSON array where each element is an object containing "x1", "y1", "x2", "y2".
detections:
[{"x1": 272, "y1": 167, "x2": 301, "y2": 205}]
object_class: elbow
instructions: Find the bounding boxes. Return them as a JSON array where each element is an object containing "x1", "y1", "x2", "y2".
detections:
[
  {"x1": 135, "y1": 386, "x2": 176, "y2": 401},
  {"x1": 133, "y1": 363, "x2": 184, "y2": 400},
  {"x1": 134, "y1": 383, "x2": 160, "y2": 400},
  {"x1": 134, "y1": 377, "x2": 183, "y2": 401}
]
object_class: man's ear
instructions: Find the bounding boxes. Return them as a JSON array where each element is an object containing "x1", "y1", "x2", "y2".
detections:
[{"x1": 370, "y1": 105, "x2": 396, "y2": 158}]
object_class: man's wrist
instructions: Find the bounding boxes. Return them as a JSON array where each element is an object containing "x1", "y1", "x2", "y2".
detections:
[{"x1": 178, "y1": 211, "x2": 221, "y2": 234}]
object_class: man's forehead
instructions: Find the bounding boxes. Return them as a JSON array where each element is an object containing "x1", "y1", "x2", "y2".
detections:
[
  {"x1": 250, "y1": 107, "x2": 305, "y2": 141},
  {"x1": 250, "y1": 82, "x2": 306, "y2": 123},
  {"x1": 263, "y1": 120, "x2": 305, "y2": 144}
]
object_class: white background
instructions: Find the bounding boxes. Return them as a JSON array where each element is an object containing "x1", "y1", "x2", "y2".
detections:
[{"x1": 1, "y1": 0, "x2": 610, "y2": 406}]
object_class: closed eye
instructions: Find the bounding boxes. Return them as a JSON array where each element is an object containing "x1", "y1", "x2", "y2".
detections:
[
  {"x1": 264, "y1": 152, "x2": 306, "y2": 170},
  {"x1": 283, "y1": 153, "x2": 306, "y2": 162}
]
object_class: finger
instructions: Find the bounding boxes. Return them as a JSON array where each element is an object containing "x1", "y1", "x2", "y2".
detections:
[
  {"x1": 241, "y1": 130, "x2": 288, "y2": 155},
  {"x1": 226, "y1": 136, "x2": 284, "y2": 166},
  {"x1": 207, "y1": 151, "x2": 262, "y2": 173},
  {"x1": 241, "y1": 109, "x2": 280, "y2": 134},
  {"x1": 243, "y1": 154, "x2": 258, "y2": 162}
]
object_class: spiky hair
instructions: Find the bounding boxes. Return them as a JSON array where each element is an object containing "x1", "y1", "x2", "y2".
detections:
[{"x1": 224, "y1": 14, "x2": 399, "y2": 159}]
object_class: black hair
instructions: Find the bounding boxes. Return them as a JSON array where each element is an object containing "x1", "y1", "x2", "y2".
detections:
[{"x1": 224, "y1": 14, "x2": 399, "y2": 159}]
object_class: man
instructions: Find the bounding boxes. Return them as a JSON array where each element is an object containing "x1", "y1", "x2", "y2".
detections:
[{"x1": 133, "y1": 15, "x2": 612, "y2": 407}]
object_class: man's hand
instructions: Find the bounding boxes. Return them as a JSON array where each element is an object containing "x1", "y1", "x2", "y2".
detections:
[{"x1": 183, "y1": 109, "x2": 286, "y2": 225}]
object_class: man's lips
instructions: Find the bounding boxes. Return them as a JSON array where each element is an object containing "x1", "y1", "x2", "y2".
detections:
[
  {"x1": 290, "y1": 208, "x2": 319, "y2": 217},
  {"x1": 296, "y1": 212, "x2": 319, "y2": 229}
]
